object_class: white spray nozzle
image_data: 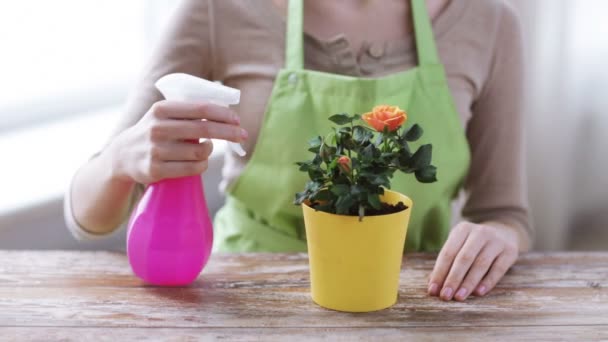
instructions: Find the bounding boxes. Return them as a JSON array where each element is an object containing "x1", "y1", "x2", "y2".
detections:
[
  {"x1": 155, "y1": 73, "x2": 240, "y2": 105},
  {"x1": 155, "y1": 73, "x2": 246, "y2": 157}
]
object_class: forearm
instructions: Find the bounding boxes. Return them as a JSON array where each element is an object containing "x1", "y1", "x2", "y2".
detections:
[
  {"x1": 463, "y1": 3, "x2": 531, "y2": 254},
  {"x1": 69, "y1": 143, "x2": 137, "y2": 236}
]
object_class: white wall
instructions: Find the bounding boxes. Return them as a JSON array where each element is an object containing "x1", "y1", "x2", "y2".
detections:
[
  {"x1": 0, "y1": 147, "x2": 226, "y2": 250},
  {"x1": 511, "y1": 0, "x2": 608, "y2": 250}
]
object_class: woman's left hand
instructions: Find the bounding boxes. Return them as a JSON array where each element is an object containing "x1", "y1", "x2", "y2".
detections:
[{"x1": 427, "y1": 221, "x2": 521, "y2": 301}]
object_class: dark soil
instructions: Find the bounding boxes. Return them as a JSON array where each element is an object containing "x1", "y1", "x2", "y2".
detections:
[
  {"x1": 311, "y1": 201, "x2": 408, "y2": 216},
  {"x1": 362, "y1": 201, "x2": 408, "y2": 216}
]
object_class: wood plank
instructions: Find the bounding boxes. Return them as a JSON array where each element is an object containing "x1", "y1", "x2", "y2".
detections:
[
  {"x1": 1, "y1": 251, "x2": 607, "y2": 331},
  {"x1": 1, "y1": 282, "x2": 607, "y2": 328},
  {"x1": 1, "y1": 252, "x2": 607, "y2": 289},
  {"x1": 2, "y1": 326, "x2": 608, "y2": 342}
]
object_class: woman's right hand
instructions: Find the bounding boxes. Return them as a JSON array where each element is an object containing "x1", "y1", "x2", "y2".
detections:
[{"x1": 107, "y1": 100, "x2": 247, "y2": 185}]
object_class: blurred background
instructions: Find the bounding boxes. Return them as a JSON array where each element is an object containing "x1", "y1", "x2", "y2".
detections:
[{"x1": 0, "y1": 0, "x2": 606, "y2": 251}]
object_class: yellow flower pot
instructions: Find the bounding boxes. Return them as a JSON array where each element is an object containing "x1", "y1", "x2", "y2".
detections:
[{"x1": 302, "y1": 190, "x2": 413, "y2": 312}]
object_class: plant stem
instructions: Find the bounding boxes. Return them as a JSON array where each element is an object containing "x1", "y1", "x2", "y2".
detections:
[{"x1": 383, "y1": 135, "x2": 389, "y2": 153}]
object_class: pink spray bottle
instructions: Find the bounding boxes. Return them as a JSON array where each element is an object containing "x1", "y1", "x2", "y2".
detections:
[{"x1": 127, "y1": 73, "x2": 242, "y2": 286}]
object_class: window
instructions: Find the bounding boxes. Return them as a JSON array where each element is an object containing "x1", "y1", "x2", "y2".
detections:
[{"x1": 0, "y1": 0, "x2": 177, "y2": 131}]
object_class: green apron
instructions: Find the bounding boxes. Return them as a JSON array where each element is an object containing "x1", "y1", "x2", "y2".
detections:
[{"x1": 214, "y1": 0, "x2": 471, "y2": 252}]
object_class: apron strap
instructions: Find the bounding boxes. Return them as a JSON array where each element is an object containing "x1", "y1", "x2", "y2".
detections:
[
  {"x1": 411, "y1": 0, "x2": 441, "y2": 65},
  {"x1": 286, "y1": 0, "x2": 304, "y2": 70},
  {"x1": 284, "y1": 0, "x2": 440, "y2": 70}
]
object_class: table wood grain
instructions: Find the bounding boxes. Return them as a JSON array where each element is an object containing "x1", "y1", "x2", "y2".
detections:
[{"x1": 1, "y1": 251, "x2": 607, "y2": 341}]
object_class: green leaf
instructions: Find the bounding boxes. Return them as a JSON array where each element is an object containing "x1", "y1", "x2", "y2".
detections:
[
  {"x1": 360, "y1": 143, "x2": 381, "y2": 161},
  {"x1": 294, "y1": 191, "x2": 308, "y2": 205},
  {"x1": 313, "y1": 189, "x2": 333, "y2": 202},
  {"x1": 350, "y1": 185, "x2": 366, "y2": 196},
  {"x1": 415, "y1": 165, "x2": 438, "y2": 183},
  {"x1": 367, "y1": 192, "x2": 382, "y2": 210},
  {"x1": 373, "y1": 134, "x2": 383, "y2": 147},
  {"x1": 308, "y1": 168, "x2": 323, "y2": 180},
  {"x1": 338, "y1": 127, "x2": 352, "y2": 134},
  {"x1": 335, "y1": 194, "x2": 356, "y2": 214},
  {"x1": 308, "y1": 146, "x2": 320, "y2": 153},
  {"x1": 350, "y1": 113, "x2": 361, "y2": 121},
  {"x1": 330, "y1": 184, "x2": 350, "y2": 196},
  {"x1": 327, "y1": 157, "x2": 338, "y2": 171},
  {"x1": 319, "y1": 143, "x2": 337, "y2": 163},
  {"x1": 314, "y1": 203, "x2": 334, "y2": 213},
  {"x1": 409, "y1": 144, "x2": 433, "y2": 169},
  {"x1": 328, "y1": 113, "x2": 353, "y2": 125},
  {"x1": 353, "y1": 126, "x2": 372, "y2": 143},
  {"x1": 399, "y1": 140, "x2": 411, "y2": 156},
  {"x1": 307, "y1": 137, "x2": 322, "y2": 153},
  {"x1": 342, "y1": 137, "x2": 356, "y2": 150},
  {"x1": 312, "y1": 154, "x2": 323, "y2": 165},
  {"x1": 380, "y1": 152, "x2": 395, "y2": 160},
  {"x1": 360, "y1": 144, "x2": 374, "y2": 160},
  {"x1": 404, "y1": 124, "x2": 423, "y2": 142},
  {"x1": 308, "y1": 136, "x2": 322, "y2": 148},
  {"x1": 369, "y1": 174, "x2": 390, "y2": 188},
  {"x1": 304, "y1": 180, "x2": 322, "y2": 192},
  {"x1": 296, "y1": 161, "x2": 312, "y2": 172}
]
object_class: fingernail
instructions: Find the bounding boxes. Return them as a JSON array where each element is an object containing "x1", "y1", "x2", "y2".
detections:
[
  {"x1": 233, "y1": 115, "x2": 240, "y2": 124},
  {"x1": 428, "y1": 283, "x2": 439, "y2": 296},
  {"x1": 440, "y1": 287, "x2": 453, "y2": 300},
  {"x1": 477, "y1": 285, "x2": 487, "y2": 296},
  {"x1": 455, "y1": 288, "x2": 467, "y2": 301},
  {"x1": 241, "y1": 128, "x2": 248, "y2": 140}
]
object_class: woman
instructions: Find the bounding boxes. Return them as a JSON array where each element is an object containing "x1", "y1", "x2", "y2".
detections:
[{"x1": 65, "y1": 0, "x2": 532, "y2": 302}]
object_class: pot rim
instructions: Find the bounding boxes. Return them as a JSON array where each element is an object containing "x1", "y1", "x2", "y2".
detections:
[{"x1": 301, "y1": 189, "x2": 412, "y2": 220}]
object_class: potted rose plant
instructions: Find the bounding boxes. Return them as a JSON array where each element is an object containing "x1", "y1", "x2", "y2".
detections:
[{"x1": 294, "y1": 105, "x2": 437, "y2": 312}]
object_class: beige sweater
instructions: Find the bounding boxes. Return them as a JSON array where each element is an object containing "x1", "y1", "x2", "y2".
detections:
[{"x1": 69, "y1": 0, "x2": 531, "y2": 241}]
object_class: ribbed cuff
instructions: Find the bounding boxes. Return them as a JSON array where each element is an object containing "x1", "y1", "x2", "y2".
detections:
[{"x1": 63, "y1": 174, "x2": 117, "y2": 240}]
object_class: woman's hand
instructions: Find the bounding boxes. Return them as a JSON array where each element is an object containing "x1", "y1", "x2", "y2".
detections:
[
  {"x1": 108, "y1": 100, "x2": 247, "y2": 185},
  {"x1": 427, "y1": 222, "x2": 521, "y2": 301}
]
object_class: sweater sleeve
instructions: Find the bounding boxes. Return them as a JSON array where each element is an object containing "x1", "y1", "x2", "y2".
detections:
[
  {"x1": 65, "y1": 0, "x2": 214, "y2": 239},
  {"x1": 461, "y1": 2, "x2": 533, "y2": 245}
]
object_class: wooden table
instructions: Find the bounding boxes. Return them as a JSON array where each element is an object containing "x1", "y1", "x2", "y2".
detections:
[{"x1": 1, "y1": 252, "x2": 607, "y2": 341}]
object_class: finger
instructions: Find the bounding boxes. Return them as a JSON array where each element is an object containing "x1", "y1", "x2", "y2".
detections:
[
  {"x1": 152, "y1": 100, "x2": 240, "y2": 124},
  {"x1": 155, "y1": 140, "x2": 214, "y2": 162},
  {"x1": 440, "y1": 233, "x2": 487, "y2": 301},
  {"x1": 453, "y1": 242, "x2": 501, "y2": 301},
  {"x1": 474, "y1": 250, "x2": 518, "y2": 297},
  {"x1": 159, "y1": 160, "x2": 210, "y2": 179},
  {"x1": 428, "y1": 223, "x2": 471, "y2": 296},
  {"x1": 164, "y1": 119, "x2": 247, "y2": 143}
]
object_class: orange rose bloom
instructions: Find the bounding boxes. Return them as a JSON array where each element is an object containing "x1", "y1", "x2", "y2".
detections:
[
  {"x1": 362, "y1": 105, "x2": 407, "y2": 132},
  {"x1": 337, "y1": 156, "x2": 351, "y2": 174}
]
